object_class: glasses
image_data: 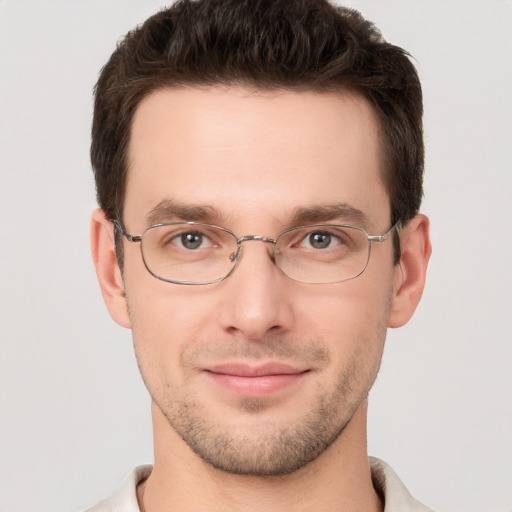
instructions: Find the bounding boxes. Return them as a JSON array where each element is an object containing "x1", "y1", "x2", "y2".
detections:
[{"x1": 116, "y1": 221, "x2": 399, "y2": 285}]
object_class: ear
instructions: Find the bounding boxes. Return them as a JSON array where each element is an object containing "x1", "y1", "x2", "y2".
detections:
[
  {"x1": 388, "y1": 214, "x2": 432, "y2": 328},
  {"x1": 90, "y1": 208, "x2": 131, "y2": 328}
]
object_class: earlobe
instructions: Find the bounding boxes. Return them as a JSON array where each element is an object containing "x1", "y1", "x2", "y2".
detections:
[
  {"x1": 388, "y1": 214, "x2": 432, "y2": 328},
  {"x1": 90, "y1": 208, "x2": 131, "y2": 329}
]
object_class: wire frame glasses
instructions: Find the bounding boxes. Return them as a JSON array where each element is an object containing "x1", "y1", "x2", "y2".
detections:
[{"x1": 116, "y1": 221, "x2": 399, "y2": 285}]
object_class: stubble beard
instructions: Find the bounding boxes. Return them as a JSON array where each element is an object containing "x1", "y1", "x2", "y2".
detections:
[
  {"x1": 156, "y1": 385, "x2": 352, "y2": 476},
  {"x1": 139, "y1": 334, "x2": 385, "y2": 477}
]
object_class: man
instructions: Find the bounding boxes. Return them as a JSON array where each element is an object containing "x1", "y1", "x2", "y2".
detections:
[{"x1": 87, "y1": 0, "x2": 432, "y2": 510}]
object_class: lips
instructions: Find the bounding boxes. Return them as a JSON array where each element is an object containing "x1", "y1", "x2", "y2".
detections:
[{"x1": 204, "y1": 362, "x2": 309, "y2": 397}]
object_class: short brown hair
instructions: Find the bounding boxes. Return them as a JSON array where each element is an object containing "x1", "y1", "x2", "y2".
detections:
[{"x1": 91, "y1": 0, "x2": 423, "y2": 261}]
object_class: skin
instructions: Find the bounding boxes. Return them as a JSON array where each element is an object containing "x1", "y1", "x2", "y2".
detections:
[{"x1": 91, "y1": 87, "x2": 431, "y2": 512}]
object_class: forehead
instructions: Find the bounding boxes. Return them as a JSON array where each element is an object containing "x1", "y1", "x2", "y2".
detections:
[{"x1": 124, "y1": 87, "x2": 389, "y2": 230}]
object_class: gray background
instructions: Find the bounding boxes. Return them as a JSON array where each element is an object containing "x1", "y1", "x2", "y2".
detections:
[{"x1": 1, "y1": 1, "x2": 511, "y2": 511}]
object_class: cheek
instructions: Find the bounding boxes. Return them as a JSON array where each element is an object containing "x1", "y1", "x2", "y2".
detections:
[
  {"x1": 299, "y1": 277, "x2": 392, "y2": 366},
  {"x1": 123, "y1": 246, "x2": 209, "y2": 337},
  {"x1": 124, "y1": 270, "x2": 222, "y2": 389},
  {"x1": 303, "y1": 275, "x2": 393, "y2": 331}
]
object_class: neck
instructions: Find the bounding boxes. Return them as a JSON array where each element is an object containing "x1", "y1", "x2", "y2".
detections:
[{"x1": 138, "y1": 400, "x2": 383, "y2": 512}]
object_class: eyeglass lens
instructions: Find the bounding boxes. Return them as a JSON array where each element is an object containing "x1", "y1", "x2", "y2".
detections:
[{"x1": 139, "y1": 223, "x2": 371, "y2": 284}]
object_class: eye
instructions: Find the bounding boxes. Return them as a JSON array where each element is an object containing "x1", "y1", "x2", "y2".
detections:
[
  {"x1": 307, "y1": 231, "x2": 333, "y2": 249},
  {"x1": 174, "y1": 231, "x2": 209, "y2": 250},
  {"x1": 300, "y1": 230, "x2": 340, "y2": 250}
]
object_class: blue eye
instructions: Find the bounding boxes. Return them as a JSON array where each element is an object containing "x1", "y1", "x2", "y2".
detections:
[
  {"x1": 300, "y1": 230, "x2": 342, "y2": 250},
  {"x1": 155, "y1": 226, "x2": 225, "y2": 253},
  {"x1": 179, "y1": 232, "x2": 204, "y2": 250},
  {"x1": 308, "y1": 232, "x2": 332, "y2": 249}
]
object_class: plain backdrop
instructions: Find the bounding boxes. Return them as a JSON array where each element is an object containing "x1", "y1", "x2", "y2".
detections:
[{"x1": 1, "y1": 1, "x2": 511, "y2": 511}]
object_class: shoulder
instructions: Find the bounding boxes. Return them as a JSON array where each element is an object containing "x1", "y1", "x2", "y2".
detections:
[
  {"x1": 83, "y1": 465, "x2": 152, "y2": 512},
  {"x1": 369, "y1": 457, "x2": 435, "y2": 512}
]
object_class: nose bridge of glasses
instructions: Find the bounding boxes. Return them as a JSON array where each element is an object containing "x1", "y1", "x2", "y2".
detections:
[
  {"x1": 230, "y1": 235, "x2": 277, "y2": 264},
  {"x1": 237, "y1": 235, "x2": 277, "y2": 244}
]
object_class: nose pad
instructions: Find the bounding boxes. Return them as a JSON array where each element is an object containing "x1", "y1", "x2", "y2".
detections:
[
  {"x1": 229, "y1": 240, "x2": 278, "y2": 271},
  {"x1": 229, "y1": 245, "x2": 242, "y2": 263}
]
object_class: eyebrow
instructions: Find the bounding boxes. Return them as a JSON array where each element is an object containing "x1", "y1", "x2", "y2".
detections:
[
  {"x1": 146, "y1": 199, "x2": 222, "y2": 226},
  {"x1": 146, "y1": 199, "x2": 369, "y2": 229},
  {"x1": 290, "y1": 204, "x2": 369, "y2": 228}
]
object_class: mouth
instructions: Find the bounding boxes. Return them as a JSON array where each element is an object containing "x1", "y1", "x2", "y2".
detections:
[{"x1": 203, "y1": 362, "x2": 310, "y2": 397}]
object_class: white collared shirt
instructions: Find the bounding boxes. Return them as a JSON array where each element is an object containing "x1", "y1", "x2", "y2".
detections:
[{"x1": 85, "y1": 457, "x2": 434, "y2": 512}]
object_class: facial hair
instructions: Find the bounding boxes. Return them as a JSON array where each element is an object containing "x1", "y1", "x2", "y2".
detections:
[{"x1": 134, "y1": 332, "x2": 386, "y2": 477}]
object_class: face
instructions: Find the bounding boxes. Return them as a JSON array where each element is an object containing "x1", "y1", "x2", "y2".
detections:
[{"x1": 120, "y1": 87, "x2": 396, "y2": 475}]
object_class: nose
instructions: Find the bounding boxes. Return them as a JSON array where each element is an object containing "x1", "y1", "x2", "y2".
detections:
[{"x1": 217, "y1": 240, "x2": 295, "y2": 341}]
